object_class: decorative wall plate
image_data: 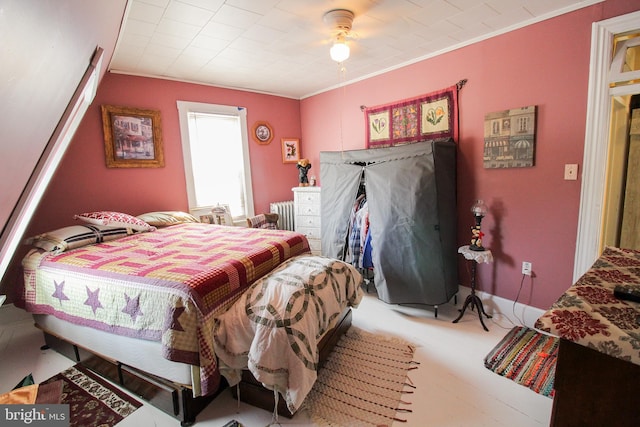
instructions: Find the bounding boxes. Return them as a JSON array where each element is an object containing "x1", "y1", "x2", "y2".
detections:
[{"x1": 252, "y1": 121, "x2": 273, "y2": 145}]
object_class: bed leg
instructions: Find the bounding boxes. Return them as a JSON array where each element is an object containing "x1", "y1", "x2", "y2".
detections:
[
  {"x1": 116, "y1": 362, "x2": 124, "y2": 385},
  {"x1": 180, "y1": 387, "x2": 196, "y2": 427}
]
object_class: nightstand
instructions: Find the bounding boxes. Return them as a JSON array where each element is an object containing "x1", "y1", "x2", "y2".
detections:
[{"x1": 453, "y1": 245, "x2": 493, "y2": 331}]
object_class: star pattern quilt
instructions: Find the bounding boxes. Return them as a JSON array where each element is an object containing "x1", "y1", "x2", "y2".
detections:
[{"x1": 20, "y1": 223, "x2": 310, "y2": 395}]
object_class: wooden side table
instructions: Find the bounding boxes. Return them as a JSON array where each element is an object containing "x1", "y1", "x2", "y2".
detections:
[{"x1": 453, "y1": 245, "x2": 493, "y2": 331}]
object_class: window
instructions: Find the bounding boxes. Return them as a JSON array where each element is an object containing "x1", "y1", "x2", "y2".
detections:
[
  {"x1": 177, "y1": 101, "x2": 254, "y2": 223},
  {"x1": 610, "y1": 33, "x2": 640, "y2": 88}
]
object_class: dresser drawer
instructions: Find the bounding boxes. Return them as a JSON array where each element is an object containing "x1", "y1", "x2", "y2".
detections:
[
  {"x1": 297, "y1": 226, "x2": 320, "y2": 240},
  {"x1": 295, "y1": 215, "x2": 321, "y2": 228},
  {"x1": 295, "y1": 203, "x2": 320, "y2": 216},
  {"x1": 294, "y1": 191, "x2": 320, "y2": 205}
]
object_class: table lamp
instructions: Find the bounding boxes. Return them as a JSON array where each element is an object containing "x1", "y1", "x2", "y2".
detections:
[{"x1": 470, "y1": 199, "x2": 487, "y2": 251}]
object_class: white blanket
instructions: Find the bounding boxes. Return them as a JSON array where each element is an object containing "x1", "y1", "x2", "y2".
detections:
[{"x1": 212, "y1": 255, "x2": 363, "y2": 413}]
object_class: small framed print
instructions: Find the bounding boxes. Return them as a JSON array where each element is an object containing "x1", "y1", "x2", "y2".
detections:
[
  {"x1": 101, "y1": 105, "x2": 164, "y2": 168},
  {"x1": 252, "y1": 121, "x2": 273, "y2": 145},
  {"x1": 282, "y1": 138, "x2": 300, "y2": 163}
]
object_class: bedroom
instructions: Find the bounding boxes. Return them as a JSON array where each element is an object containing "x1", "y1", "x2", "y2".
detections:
[{"x1": 1, "y1": 0, "x2": 640, "y2": 426}]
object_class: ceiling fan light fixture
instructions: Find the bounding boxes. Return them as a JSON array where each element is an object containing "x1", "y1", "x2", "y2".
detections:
[
  {"x1": 330, "y1": 35, "x2": 350, "y2": 63},
  {"x1": 324, "y1": 9, "x2": 354, "y2": 63}
]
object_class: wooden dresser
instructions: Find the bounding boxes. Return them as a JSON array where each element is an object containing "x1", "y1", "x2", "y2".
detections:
[{"x1": 293, "y1": 186, "x2": 321, "y2": 255}]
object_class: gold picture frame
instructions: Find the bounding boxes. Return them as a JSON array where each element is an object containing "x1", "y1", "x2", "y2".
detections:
[
  {"x1": 101, "y1": 105, "x2": 165, "y2": 168},
  {"x1": 282, "y1": 138, "x2": 300, "y2": 163}
]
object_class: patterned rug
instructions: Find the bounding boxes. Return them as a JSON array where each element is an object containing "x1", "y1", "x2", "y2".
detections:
[
  {"x1": 41, "y1": 364, "x2": 141, "y2": 427},
  {"x1": 484, "y1": 326, "x2": 558, "y2": 398},
  {"x1": 303, "y1": 327, "x2": 418, "y2": 426}
]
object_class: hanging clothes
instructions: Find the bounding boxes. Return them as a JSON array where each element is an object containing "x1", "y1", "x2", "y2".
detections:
[
  {"x1": 320, "y1": 139, "x2": 458, "y2": 306},
  {"x1": 345, "y1": 195, "x2": 368, "y2": 267},
  {"x1": 362, "y1": 227, "x2": 373, "y2": 269}
]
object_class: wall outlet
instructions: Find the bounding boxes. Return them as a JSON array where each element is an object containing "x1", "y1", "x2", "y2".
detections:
[{"x1": 522, "y1": 261, "x2": 532, "y2": 276}]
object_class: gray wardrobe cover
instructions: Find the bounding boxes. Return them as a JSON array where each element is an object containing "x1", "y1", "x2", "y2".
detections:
[{"x1": 320, "y1": 140, "x2": 457, "y2": 306}]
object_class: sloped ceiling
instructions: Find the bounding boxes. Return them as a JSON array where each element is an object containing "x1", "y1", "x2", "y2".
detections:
[{"x1": 0, "y1": 0, "x2": 126, "y2": 281}]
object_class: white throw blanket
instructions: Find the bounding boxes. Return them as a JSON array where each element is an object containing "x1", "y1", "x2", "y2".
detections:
[{"x1": 212, "y1": 255, "x2": 363, "y2": 413}]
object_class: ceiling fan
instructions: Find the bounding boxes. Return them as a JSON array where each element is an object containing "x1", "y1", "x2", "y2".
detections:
[{"x1": 323, "y1": 9, "x2": 356, "y2": 63}]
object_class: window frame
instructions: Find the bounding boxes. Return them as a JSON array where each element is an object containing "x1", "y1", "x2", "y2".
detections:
[{"x1": 176, "y1": 101, "x2": 254, "y2": 223}]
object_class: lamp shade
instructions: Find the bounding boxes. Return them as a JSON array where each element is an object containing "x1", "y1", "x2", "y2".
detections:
[
  {"x1": 330, "y1": 41, "x2": 350, "y2": 63},
  {"x1": 471, "y1": 199, "x2": 487, "y2": 217}
]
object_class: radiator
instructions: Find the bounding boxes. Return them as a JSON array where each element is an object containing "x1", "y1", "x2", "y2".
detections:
[{"x1": 270, "y1": 200, "x2": 295, "y2": 231}]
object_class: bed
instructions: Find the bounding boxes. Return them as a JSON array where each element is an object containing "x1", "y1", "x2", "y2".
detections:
[{"x1": 18, "y1": 213, "x2": 362, "y2": 425}]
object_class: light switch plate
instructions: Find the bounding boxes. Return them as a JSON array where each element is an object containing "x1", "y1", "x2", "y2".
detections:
[{"x1": 564, "y1": 164, "x2": 578, "y2": 180}]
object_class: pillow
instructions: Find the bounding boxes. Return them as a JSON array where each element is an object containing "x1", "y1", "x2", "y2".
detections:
[
  {"x1": 136, "y1": 211, "x2": 200, "y2": 227},
  {"x1": 0, "y1": 384, "x2": 39, "y2": 404},
  {"x1": 74, "y1": 211, "x2": 156, "y2": 232},
  {"x1": 25, "y1": 224, "x2": 132, "y2": 253},
  {"x1": 247, "y1": 214, "x2": 278, "y2": 230}
]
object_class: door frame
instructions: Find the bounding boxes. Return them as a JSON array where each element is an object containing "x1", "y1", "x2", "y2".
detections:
[{"x1": 574, "y1": 10, "x2": 640, "y2": 281}]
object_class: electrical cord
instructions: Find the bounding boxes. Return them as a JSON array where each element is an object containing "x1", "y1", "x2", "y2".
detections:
[{"x1": 512, "y1": 274, "x2": 527, "y2": 327}]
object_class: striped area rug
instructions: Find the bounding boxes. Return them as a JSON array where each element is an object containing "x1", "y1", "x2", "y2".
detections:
[
  {"x1": 303, "y1": 327, "x2": 418, "y2": 426},
  {"x1": 484, "y1": 326, "x2": 558, "y2": 398}
]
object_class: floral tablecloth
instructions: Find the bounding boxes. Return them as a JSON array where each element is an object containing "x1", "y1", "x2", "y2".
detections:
[{"x1": 535, "y1": 246, "x2": 640, "y2": 366}]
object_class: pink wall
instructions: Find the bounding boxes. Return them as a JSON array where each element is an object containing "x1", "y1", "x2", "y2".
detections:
[
  {"x1": 31, "y1": 73, "x2": 302, "y2": 231},
  {"x1": 1, "y1": 74, "x2": 302, "y2": 300},
  {"x1": 4, "y1": 0, "x2": 639, "y2": 309},
  {"x1": 300, "y1": 1, "x2": 640, "y2": 309}
]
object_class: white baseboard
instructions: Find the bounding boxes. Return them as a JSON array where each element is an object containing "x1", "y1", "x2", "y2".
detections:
[{"x1": 455, "y1": 285, "x2": 545, "y2": 330}]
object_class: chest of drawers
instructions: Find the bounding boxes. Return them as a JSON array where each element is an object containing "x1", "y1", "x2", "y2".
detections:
[{"x1": 293, "y1": 186, "x2": 321, "y2": 255}]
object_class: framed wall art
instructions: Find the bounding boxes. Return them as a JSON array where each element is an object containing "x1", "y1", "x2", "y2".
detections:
[
  {"x1": 483, "y1": 105, "x2": 537, "y2": 168},
  {"x1": 252, "y1": 121, "x2": 273, "y2": 145},
  {"x1": 282, "y1": 138, "x2": 300, "y2": 163},
  {"x1": 101, "y1": 105, "x2": 164, "y2": 168}
]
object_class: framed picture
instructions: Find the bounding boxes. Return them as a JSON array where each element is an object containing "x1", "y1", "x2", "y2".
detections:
[
  {"x1": 252, "y1": 121, "x2": 273, "y2": 145},
  {"x1": 483, "y1": 105, "x2": 537, "y2": 169},
  {"x1": 282, "y1": 138, "x2": 300, "y2": 163},
  {"x1": 101, "y1": 105, "x2": 165, "y2": 168}
]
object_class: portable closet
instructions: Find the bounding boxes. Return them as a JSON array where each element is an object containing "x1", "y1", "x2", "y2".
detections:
[{"x1": 320, "y1": 139, "x2": 458, "y2": 308}]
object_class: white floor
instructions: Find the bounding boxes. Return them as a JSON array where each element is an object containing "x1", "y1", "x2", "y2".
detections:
[{"x1": 0, "y1": 288, "x2": 553, "y2": 427}]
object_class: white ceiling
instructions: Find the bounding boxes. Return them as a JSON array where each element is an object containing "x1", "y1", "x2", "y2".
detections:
[{"x1": 109, "y1": 0, "x2": 601, "y2": 99}]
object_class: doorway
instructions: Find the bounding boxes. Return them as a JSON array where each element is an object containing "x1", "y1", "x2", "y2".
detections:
[
  {"x1": 602, "y1": 94, "x2": 640, "y2": 249},
  {"x1": 574, "y1": 10, "x2": 640, "y2": 281}
]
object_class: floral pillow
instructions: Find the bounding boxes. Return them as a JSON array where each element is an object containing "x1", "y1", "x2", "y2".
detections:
[
  {"x1": 136, "y1": 211, "x2": 200, "y2": 227},
  {"x1": 26, "y1": 224, "x2": 132, "y2": 254},
  {"x1": 74, "y1": 211, "x2": 156, "y2": 232}
]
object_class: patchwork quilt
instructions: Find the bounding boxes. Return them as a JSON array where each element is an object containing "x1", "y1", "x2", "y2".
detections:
[
  {"x1": 213, "y1": 255, "x2": 364, "y2": 413},
  {"x1": 20, "y1": 223, "x2": 310, "y2": 396}
]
